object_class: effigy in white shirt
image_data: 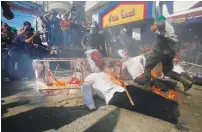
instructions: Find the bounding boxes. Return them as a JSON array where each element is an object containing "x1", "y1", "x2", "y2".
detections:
[
  {"x1": 122, "y1": 55, "x2": 146, "y2": 80},
  {"x1": 81, "y1": 72, "x2": 125, "y2": 109}
]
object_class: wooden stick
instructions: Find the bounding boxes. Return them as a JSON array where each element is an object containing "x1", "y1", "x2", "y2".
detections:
[{"x1": 123, "y1": 85, "x2": 135, "y2": 106}]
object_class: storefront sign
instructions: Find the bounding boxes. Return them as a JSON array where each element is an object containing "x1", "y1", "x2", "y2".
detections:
[
  {"x1": 102, "y1": 4, "x2": 145, "y2": 27},
  {"x1": 174, "y1": 16, "x2": 186, "y2": 23},
  {"x1": 167, "y1": 11, "x2": 202, "y2": 24}
]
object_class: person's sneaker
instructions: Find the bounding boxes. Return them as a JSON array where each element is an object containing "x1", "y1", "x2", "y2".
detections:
[{"x1": 86, "y1": 105, "x2": 96, "y2": 111}]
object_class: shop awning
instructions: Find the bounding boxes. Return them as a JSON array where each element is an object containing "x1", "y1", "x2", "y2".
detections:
[
  {"x1": 166, "y1": 7, "x2": 202, "y2": 24},
  {"x1": 190, "y1": 1, "x2": 202, "y2": 9},
  {"x1": 6, "y1": 1, "x2": 44, "y2": 16}
]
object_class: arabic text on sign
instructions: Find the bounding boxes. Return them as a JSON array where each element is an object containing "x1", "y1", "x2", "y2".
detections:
[
  {"x1": 175, "y1": 17, "x2": 186, "y2": 23},
  {"x1": 102, "y1": 4, "x2": 144, "y2": 28}
]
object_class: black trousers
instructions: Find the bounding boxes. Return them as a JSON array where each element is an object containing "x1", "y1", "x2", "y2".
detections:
[
  {"x1": 108, "y1": 85, "x2": 179, "y2": 123},
  {"x1": 143, "y1": 49, "x2": 180, "y2": 81}
]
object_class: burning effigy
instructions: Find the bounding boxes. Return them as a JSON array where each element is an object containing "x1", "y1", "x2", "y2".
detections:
[
  {"x1": 81, "y1": 55, "x2": 180, "y2": 123},
  {"x1": 32, "y1": 58, "x2": 87, "y2": 95}
]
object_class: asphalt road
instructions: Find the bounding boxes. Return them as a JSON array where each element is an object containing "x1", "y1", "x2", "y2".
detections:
[{"x1": 1, "y1": 79, "x2": 202, "y2": 132}]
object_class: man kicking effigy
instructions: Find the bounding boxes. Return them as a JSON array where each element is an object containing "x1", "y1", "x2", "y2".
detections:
[{"x1": 135, "y1": 16, "x2": 194, "y2": 92}]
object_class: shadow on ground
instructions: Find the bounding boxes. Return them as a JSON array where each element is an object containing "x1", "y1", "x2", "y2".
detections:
[
  {"x1": 1, "y1": 105, "x2": 90, "y2": 132},
  {"x1": 84, "y1": 108, "x2": 120, "y2": 132},
  {"x1": 1, "y1": 100, "x2": 30, "y2": 116},
  {"x1": 1, "y1": 84, "x2": 180, "y2": 132},
  {"x1": 1, "y1": 81, "x2": 34, "y2": 98}
]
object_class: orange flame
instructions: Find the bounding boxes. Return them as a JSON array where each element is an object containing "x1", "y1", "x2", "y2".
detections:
[
  {"x1": 105, "y1": 69, "x2": 125, "y2": 87},
  {"x1": 168, "y1": 90, "x2": 176, "y2": 99},
  {"x1": 152, "y1": 86, "x2": 177, "y2": 100}
]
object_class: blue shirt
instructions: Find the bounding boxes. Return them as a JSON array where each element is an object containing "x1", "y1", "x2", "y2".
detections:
[
  {"x1": 12, "y1": 34, "x2": 27, "y2": 50},
  {"x1": 50, "y1": 18, "x2": 60, "y2": 32}
]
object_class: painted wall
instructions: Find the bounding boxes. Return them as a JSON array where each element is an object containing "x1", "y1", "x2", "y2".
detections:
[
  {"x1": 85, "y1": 1, "x2": 110, "y2": 22},
  {"x1": 45, "y1": 1, "x2": 73, "y2": 12},
  {"x1": 73, "y1": 1, "x2": 86, "y2": 25},
  {"x1": 91, "y1": 4, "x2": 110, "y2": 22},
  {"x1": 85, "y1": 1, "x2": 100, "y2": 11}
]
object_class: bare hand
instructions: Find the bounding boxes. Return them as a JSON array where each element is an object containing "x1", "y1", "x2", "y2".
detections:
[{"x1": 24, "y1": 25, "x2": 30, "y2": 31}]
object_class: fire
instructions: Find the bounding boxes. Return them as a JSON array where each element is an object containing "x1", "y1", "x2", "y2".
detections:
[
  {"x1": 105, "y1": 68, "x2": 125, "y2": 87},
  {"x1": 152, "y1": 86, "x2": 177, "y2": 100},
  {"x1": 168, "y1": 90, "x2": 177, "y2": 99}
]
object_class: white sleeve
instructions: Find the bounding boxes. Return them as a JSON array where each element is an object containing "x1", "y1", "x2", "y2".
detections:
[
  {"x1": 81, "y1": 83, "x2": 96, "y2": 110},
  {"x1": 84, "y1": 73, "x2": 96, "y2": 85}
]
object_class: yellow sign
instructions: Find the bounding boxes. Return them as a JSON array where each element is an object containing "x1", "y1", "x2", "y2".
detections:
[
  {"x1": 102, "y1": 4, "x2": 145, "y2": 28},
  {"x1": 175, "y1": 17, "x2": 186, "y2": 23}
]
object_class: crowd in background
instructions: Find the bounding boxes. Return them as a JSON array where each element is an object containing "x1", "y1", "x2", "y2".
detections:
[
  {"x1": 179, "y1": 40, "x2": 202, "y2": 65},
  {"x1": 136, "y1": 40, "x2": 202, "y2": 65},
  {"x1": 138, "y1": 44, "x2": 153, "y2": 55},
  {"x1": 38, "y1": 9, "x2": 99, "y2": 48},
  {"x1": 2, "y1": 8, "x2": 202, "y2": 69}
]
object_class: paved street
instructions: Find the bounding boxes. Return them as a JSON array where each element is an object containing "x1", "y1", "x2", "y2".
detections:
[{"x1": 1, "y1": 79, "x2": 202, "y2": 132}]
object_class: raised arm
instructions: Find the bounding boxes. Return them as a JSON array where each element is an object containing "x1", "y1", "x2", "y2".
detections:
[
  {"x1": 44, "y1": 12, "x2": 51, "y2": 22},
  {"x1": 63, "y1": 8, "x2": 71, "y2": 16}
]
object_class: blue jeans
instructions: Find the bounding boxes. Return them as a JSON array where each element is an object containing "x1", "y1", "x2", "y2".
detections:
[
  {"x1": 10, "y1": 49, "x2": 33, "y2": 76},
  {"x1": 50, "y1": 30, "x2": 55, "y2": 46},
  {"x1": 63, "y1": 30, "x2": 71, "y2": 46}
]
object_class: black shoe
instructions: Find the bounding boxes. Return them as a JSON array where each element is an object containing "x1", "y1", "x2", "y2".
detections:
[
  {"x1": 134, "y1": 77, "x2": 152, "y2": 91},
  {"x1": 134, "y1": 77, "x2": 148, "y2": 85}
]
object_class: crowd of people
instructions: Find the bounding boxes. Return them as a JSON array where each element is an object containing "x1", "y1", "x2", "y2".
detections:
[
  {"x1": 180, "y1": 40, "x2": 202, "y2": 65},
  {"x1": 1, "y1": 20, "x2": 55, "y2": 80},
  {"x1": 137, "y1": 40, "x2": 202, "y2": 65},
  {"x1": 38, "y1": 9, "x2": 98, "y2": 47},
  {"x1": 138, "y1": 44, "x2": 153, "y2": 55},
  {"x1": 2, "y1": 2, "x2": 202, "y2": 126}
]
